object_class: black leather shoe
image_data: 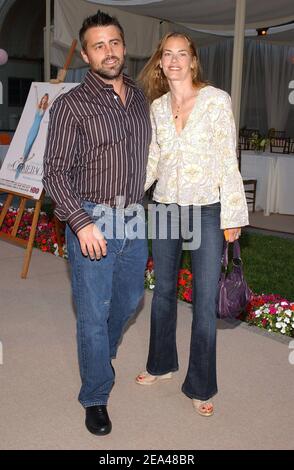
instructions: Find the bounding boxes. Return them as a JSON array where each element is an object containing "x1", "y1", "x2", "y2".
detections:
[{"x1": 85, "y1": 405, "x2": 112, "y2": 436}]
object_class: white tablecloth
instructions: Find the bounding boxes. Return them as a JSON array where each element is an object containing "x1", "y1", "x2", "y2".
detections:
[
  {"x1": 241, "y1": 150, "x2": 294, "y2": 215},
  {"x1": 274, "y1": 156, "x2": 294, "y2": 215}
]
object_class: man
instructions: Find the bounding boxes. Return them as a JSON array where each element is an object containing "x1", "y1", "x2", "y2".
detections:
[{"x1": 43, "y1": 10, "x2": 151, "y2": 436}]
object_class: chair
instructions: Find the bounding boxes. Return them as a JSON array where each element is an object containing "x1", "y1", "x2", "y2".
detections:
[
  {"x1": 270, "y1": 136, "x2": 290, "y2": 154},
  {"x1": 239, "y1": 128, "x2": 260, "y2": 138},
  {"x1": 239, "y1": 128, "x2": 259, "y2": 151},
  {"x1": 239, "y1": 135, "x2": 251, "y2": 150},
  {"x1": 289, "y1": 139, "x2": 294, "y2": 154},
  {"x1": 237, "y1": 146, "x2": 257, "y2": 212}
]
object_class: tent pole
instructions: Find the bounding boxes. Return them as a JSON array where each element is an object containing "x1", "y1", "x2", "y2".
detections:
[
  {"x1": 231, "y1": 0, "x2": 246, "y2": 134},
  {"x1": 44, "y1": 0, "x2": 51, "y2": 82}
]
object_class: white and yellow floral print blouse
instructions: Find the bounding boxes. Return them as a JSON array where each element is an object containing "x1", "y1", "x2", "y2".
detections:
[{"x1": 144, "y1": 85, "x2": 249, "y2": 229}]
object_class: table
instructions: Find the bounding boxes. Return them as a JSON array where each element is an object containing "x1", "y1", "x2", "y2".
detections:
[
  {"x1": 241, "y1": 150, "x2": 294, "y2": 216},
  {"x1": 274, "y1": 155, "x2": 294, "y2": 215}
]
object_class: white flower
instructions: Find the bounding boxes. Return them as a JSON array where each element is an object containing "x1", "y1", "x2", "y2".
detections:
[
  {"x1": 53, "y1": 243, "x2": 59, "y2": 257},
  {"x1": 285, "y1": 310, "x2": 292, "y2": 316},
  {"x1": 263, "y1": 308, "x2": 269, "y2": 314},
  {"x1": 276, "y1": 322, "x2": 283, "y2": 329}
]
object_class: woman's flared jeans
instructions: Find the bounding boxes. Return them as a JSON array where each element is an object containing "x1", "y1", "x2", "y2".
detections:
[{"x1": 146, "y1": 203, "x2": 223, "y2": 401}]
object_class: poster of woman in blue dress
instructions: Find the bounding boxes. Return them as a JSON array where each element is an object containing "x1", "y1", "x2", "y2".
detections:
[
  {"x1": 14, "y1": 86, "x2": 64, "y2": 180},
  {"x1": 0, "y1": 82, "x2": 77, "y2": 199}
]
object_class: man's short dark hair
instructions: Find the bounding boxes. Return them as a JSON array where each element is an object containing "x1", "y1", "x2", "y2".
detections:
[{"x1": 79, "y1": 10, "x2": 125, "y2": 50}]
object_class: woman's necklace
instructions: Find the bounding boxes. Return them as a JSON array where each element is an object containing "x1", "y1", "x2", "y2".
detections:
[
  {"x1": 174, "y1": 103, "x2": 180, "y2": 120},
  {"x1": 172, "y1": 90, "x2": 199, "y2": 120}
]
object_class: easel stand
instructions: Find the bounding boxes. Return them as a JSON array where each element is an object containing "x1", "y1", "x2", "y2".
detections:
[{"x1": 0, "y1": 189, "x2": 63, "y2": 278}]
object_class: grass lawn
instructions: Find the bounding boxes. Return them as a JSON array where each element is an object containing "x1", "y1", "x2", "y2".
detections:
[
  {"x1": 149, "y1": 231, "x2": 294, "y2": 302},
  {"x1": 239, "y1": 231, "x2": 294, "y2": 301}
]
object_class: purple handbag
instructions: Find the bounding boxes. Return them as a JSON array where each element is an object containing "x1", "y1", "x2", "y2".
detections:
[{"x1": 217, "y1": 240, "x2": 252, "y2": 319}]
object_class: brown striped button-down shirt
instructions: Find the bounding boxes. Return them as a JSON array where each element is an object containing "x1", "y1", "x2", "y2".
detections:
[{"x1": 43, "y1": 71, "x2": 151, "y2": 233}]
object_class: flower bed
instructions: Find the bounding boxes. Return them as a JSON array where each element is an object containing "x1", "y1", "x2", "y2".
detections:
[
  {"x1": 1, "y1": 205, "x2": 293, "y2": 338},
  {"x1": 241, "y1": 294, "x2": 294, "y2": 337},
  {"x1": 144, "y1": 257, "x2": 294, "y2": 338},
  {"x1": 0, "y1": 204, "x2": 66, "y2": 257}
]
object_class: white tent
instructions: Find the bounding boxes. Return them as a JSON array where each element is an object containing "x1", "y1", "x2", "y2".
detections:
[
  {"x1": 51, "y1": 0, "x2": 294, "y2": 63},
  {"x1": 50, "y1": 0, "x2": 294, "y2": 135},
  {"x1": 88, "y1": 0, "x2": 294, "y2": 31},
  {"x1": 0, "y1": 0, "x2": 292, "y2": 132}
]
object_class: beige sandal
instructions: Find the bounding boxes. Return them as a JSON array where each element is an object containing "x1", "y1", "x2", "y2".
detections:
[
  {"x1": 135, "y1": 371, "x2": 172, "y2": 385},
  {"x1": 192, "y1": 399, "x2": 214, "y2": 417}
]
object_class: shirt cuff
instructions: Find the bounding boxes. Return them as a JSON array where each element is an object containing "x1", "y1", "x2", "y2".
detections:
[
  {"x1": 67, "y1": 208, "x2": 93, "y2": 234},
  {"x1": 220, "y1": 214, "x2": 249, "y2": 230}
]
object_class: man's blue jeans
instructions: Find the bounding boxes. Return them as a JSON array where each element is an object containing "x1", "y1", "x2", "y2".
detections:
[
  {"x1": 146, "y1": 202, "x2": 223, "y2": 401},
  {"x1": 66, "y1": 202, "x2": 148, "y2": 407}
]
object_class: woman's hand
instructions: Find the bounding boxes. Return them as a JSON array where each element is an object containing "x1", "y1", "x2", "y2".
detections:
[{"x1": 224, "y1": 228, "x2": 241, "y2": 242}]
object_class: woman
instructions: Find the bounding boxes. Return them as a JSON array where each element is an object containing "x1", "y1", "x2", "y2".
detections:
[
  {"x1": 135, "y1": 33, "x2": 249, "y2": 416},
  {"x1": 15, "y1": 87, "x2": 64, "y2": 180}
]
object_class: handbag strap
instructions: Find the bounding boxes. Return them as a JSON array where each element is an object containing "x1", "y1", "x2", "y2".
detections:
[{"x1": 221, "y1": 240, "x2": 241, "y2": 269}]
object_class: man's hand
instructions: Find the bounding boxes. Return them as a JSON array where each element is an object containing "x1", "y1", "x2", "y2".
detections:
[
  {"x1": 224, "y1": 228, "x2": 241, "y2": 243},
  {"x1": 77, "y1": 223, "x2": 107, "y2": 259}
]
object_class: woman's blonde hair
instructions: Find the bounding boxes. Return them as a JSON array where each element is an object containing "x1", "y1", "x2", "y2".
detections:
[
  {"x1": 138, "y1": 32, "x2": 206, "y2": 103},
  {"x1": 39, "y1": 93, "x2": 49, "y2": 109}
]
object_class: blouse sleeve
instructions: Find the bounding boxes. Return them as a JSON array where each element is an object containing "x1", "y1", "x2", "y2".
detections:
[
  {"x1": 213, "y1": 93, "x2": 249, "y2": 229},
  {"x1": 144, "y1": 103, "x2": 161, "y2": 191}
]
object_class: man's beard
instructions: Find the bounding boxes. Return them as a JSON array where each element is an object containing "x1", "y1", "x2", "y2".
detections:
[{"x1": 93, "y1": 56, "x2": 125, "y2": 80}]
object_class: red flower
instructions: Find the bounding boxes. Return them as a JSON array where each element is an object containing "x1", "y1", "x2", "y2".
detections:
[
  {"x1": 183, "y1": 289, "x2": 192, "y2": 302},
  {"x1": 146, "y1": 257, "x2": 154, "y2": 270}
]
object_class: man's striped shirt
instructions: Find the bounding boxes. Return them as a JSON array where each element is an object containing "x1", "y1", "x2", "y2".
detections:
[{"x1": 43, "y1": 70, "x2": 151, "y2": 233}]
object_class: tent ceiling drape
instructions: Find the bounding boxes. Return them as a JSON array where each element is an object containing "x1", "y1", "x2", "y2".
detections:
[
  {"x1": 52, "y1": 0, "x2": 294, "y2": 68},
  {"x1": 86, "y1": 0, "x2": 294, "y2": 30},
  {"x1": 54, "y1": 0, "x2": 161, "y2": 59},
  {"x1": 1, "y1": 0, "x2": 293, "y2": 62},
  {"x1": 53, "y1": 0, "x2": 293, "y2": 136}
]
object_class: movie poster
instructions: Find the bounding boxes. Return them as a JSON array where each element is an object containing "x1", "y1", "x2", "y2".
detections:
[{"x1": 0, "y1": 82, "x2": 78, "y2": 199}]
